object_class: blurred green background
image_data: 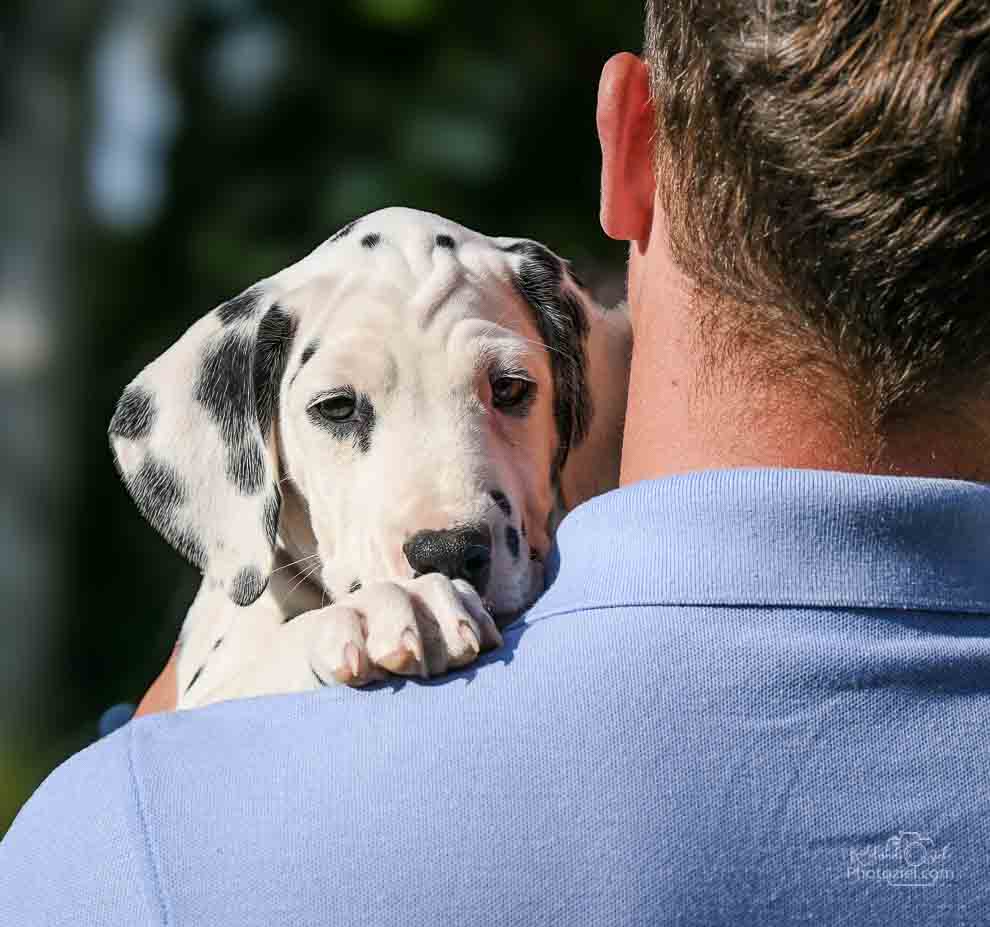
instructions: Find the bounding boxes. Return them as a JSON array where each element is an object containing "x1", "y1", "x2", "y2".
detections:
[{"x1": 0, "y1": 0, "x2": 640, "y2": 834}]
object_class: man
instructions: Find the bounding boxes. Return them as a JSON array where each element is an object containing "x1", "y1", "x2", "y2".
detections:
[{"x1": 4, "y1": 1, "x2": 990, "y2": 922}]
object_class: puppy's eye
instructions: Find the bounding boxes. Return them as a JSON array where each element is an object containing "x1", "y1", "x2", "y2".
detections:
[
  {"x1": 491, "y1": 376, "x2": 533, "y2": 410},
  {"x1": 313, "y1": 394, "x2": 356, "y2": 423}
]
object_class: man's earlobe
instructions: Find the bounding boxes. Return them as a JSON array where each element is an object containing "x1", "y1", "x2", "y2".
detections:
[{"x1": 597, "y1": 53, "x2": 656, "y2": 244}]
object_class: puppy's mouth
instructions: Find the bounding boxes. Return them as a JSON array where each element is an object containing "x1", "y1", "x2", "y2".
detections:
[{"x1": 485, "y1": 550, "x2": 547, "y2": 628}]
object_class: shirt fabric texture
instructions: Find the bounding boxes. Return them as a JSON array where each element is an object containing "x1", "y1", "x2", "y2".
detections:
[{"x1": 3, "y1": 468, "x2": 990, "y2": 925}]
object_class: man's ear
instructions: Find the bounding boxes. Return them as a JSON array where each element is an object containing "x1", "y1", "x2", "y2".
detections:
[
  {"x1": 597, "y1": 52, "x2": 657, "y2": 244},
  {"x1": 109, "y1": 288, "x2": 297, "y2": 607}
]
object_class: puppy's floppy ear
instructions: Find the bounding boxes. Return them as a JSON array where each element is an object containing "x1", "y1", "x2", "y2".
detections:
[
  {"x1": 556, "y1": 294, "x2": 631, "y2": 511},
  {"x1": 109, "y1": 288, "x2": 297, "y2": 607},
  {"x1": 502, "y1": 241, "x2": 632, "y2": 524}
]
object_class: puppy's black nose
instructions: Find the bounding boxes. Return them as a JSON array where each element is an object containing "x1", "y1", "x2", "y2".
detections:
[{"x1": 403, "y1": 525, "x2": 492, "y2": 595}]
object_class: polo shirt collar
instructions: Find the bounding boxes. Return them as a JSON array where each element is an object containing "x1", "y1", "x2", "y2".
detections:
[{"x1": 530, "y1": 468, "x2": 990, "y2": 618}]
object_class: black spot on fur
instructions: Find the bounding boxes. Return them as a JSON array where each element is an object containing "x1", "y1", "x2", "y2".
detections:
[
  {"x1": 504, "y1": 240, "x2": 592, "y2": 495},
  {"x1": 229, "y1": 565, "x2": 267, "y2": 607},
  {"x1": 216, "y1": 289, "x2": 262, "y2": 326},
  {"x1": 195, "y1": 305, "x2": 295, "y2": 448},
  {"x1": 290, "y1": 339, "x2": 320, "y2": 387},
  {"x1": 129, "y1": 457, "x2": 186, "y2": 522},
  {"x1": 254, "y1": 304, "x2": 297, "y2": 440},
  {"x1": 226, "y1": 442, "x2": 266, "y2": 495},
  {"x1": 263, "y1": 492, "x2": 280, "y2": 547},
  {"x1": 312, "y1": 667, "x2": 329, "y2": 687},
  {"x1": 436, "y1": 234, "x2": 456, "y2": 250},
  {"x1": 185, "y1": 665, "x2": 205, "y2": 695},
  {"x1": 300, "y1": 340, "x2": 319, "y2": 368},
  {"x1": 355, "y1": 397, "x2": 376, "y2": 453},
  {"x1": 490, "y1": 490, "x2": 512, "y2": 518},
  {"x1": 195, "y1": 329, "x2": 254, "y2": 445},
  {"x1": 212, "y1": 637, "x2": 224, "y2": 651},
  {"x1": 348, "y1": 580, "x2": 362, "y2": 594},
  {"x1": 195, "y1": 305, "x2": 295, "y2": 496},
  {"x1": 361, "y1": 233, "x2": 381, "y2": 249},
  {"x1": 109, "y1": 386, "x2": 157, "y2": 441},
  {"x1": 505, "y1": 525, "x2": 521, "y2": 560},
  {"x1": 330, "y1": 220, "x2": 358, "y2": 242}
]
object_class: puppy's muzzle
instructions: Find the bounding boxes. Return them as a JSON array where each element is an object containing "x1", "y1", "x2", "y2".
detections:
[{"x1": 403, "y1": 525, "x2": 492, "y2": 595}]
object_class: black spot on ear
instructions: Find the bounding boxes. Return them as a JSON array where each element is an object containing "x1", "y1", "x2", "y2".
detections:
[
  {"x1": 504, "y1": 241, "x2": 592, "y2": 491},
  {"x1": 229, "y1": 565, "x2": 267, "y2": 607},
  {"x1": 263, "y1": 492, "x2": 281, "y2": 547},
  {"x1": 254, "y1": 304, "x2": 297, "y2": 440},
  {"x1": 348, "y1": 580, "x2": 362, "y2": 594},
  {"x1": 226, "y1": 442, "x2": 266, "y2": 495},
  {"x1": 361, "y1": 233, "x2": 381, "y2": 249},
  {"x1": 436, "y1": 234, "x2": 456, "y2": 250},
  {"x1": 330, "y1": 220, "x2": 358, "y2": 242},
  {"x1": 196, "y1": 305, "x2": 296, "y2": 451},
  {"x1": 216, "y1": 289, "x2": 262, "y2": 326},
  {"x1": 109, "y1": 386, "x2": 157, "y2": 441},
  {"x1": 490, "y1": 490, "x2": 512, "y2": 518},
  {"x1": 126, "y1": 458, "x2": 209, "y2": 571},
  {"x1": 505, "y1": 525, "x2": 521, "y2": 560},
  {"x1": 196, "y1": 329, "x2": 254, "y2": 445},
  {"x1": 196, "y1": 328, "x2": 266, "y2": 495},
  {"x1": 129, "y1": 457, "x2": 186, "y2": 523}
]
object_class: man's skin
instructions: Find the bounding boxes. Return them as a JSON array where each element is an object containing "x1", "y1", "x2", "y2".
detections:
[
  {"x1": 136, "y1": 51, "x2": 990, "y2": 717},
  {"x1": 597, "y1": 53, "x2": 990, "y2": 486}
]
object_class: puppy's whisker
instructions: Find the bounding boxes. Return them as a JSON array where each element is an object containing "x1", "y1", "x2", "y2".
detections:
[
  {"x1": 271, "y1": 553, "x2": 321, "y2": 575},
  {"x1": 288, "y1": 561, "x2": 324, "y2": 597},
  {"x1": 479, "y1": 318, "x2": 573, "y2": 363}
]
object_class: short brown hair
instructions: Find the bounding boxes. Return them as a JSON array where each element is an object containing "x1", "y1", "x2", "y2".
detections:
[{"x1": 644, "y1": 0, "x2": 990, "y2": 423}]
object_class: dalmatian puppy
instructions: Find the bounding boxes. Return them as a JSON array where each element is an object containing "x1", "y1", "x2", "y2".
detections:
[{"x1": 110, "y1": 208, "x2": 630, "y2": 708}]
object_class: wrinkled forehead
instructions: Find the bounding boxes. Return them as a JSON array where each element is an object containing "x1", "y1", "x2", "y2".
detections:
[{"x1": 266, "y1": 207, "x2": 541, "y2": 344}]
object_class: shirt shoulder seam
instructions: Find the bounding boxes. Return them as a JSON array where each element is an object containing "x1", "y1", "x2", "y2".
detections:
[
  {"x1": 126, "y1": 723, "x2": 170, "y2": 927},
  {"x1": 521, "y1": 599, "x2": 990, "y2": 627}
]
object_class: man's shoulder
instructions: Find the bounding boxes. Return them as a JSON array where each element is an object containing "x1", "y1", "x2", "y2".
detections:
[{"x1": 0, "y1": 725, "x2": 164, "y2": 925}]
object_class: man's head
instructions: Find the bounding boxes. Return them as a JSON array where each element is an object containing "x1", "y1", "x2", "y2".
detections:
[
  {"x1": 109, "y1": 208, "x2": 630, "y2": 619},
  {"x1": 600, "y1": 1, "x2": 990, "y2": 440}
]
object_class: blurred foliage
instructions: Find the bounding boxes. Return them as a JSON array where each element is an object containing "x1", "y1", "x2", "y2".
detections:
[{"x1": 1, "y1": 0, "x2": 642, "y2": 833}]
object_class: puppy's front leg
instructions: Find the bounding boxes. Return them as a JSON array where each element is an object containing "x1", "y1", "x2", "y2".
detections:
[
  {"x1": 178, "y1": 580, "x2": 327, "y2": 708},
  {"x1": 179, "y1": 575, "x2": 502, "y2": 708},
  {"x1": 308, "y1": 576, "x2": 503, "y2": 687}
]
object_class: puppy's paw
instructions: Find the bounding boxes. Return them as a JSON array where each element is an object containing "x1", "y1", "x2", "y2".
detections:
[{"x1": 309, "y1": 576, "x2": 502, "y2": 687}]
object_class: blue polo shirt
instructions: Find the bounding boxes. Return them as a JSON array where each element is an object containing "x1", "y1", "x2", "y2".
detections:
[{"x1": 4, "y1": 469, "x2": 990, "y2": 925}]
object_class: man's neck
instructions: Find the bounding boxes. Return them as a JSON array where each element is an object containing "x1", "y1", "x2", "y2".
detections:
[{"x1": 619, "y1": 247, "x2": 990, "y2": 485}]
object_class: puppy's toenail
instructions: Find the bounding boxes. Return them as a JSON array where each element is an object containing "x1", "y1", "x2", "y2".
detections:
[
  {"x1": 344, "y1": 642, "x2": 361, "y2": 678},
  {"x1": 458, "y1": 622, "x2": 480, "y2": 656},
  {"x1": 402, "y1": 629, "x2": 423, "y2": 664}
]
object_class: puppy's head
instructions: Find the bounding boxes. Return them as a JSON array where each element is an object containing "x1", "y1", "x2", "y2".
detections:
[{"x1": 110, "y1": 208, "x2": 630, "y2": 620}]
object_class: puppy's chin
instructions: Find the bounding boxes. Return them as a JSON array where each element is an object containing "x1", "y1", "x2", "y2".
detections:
[{"x1": 488, "y1": 560, "x2": 546, "y2": 628}]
